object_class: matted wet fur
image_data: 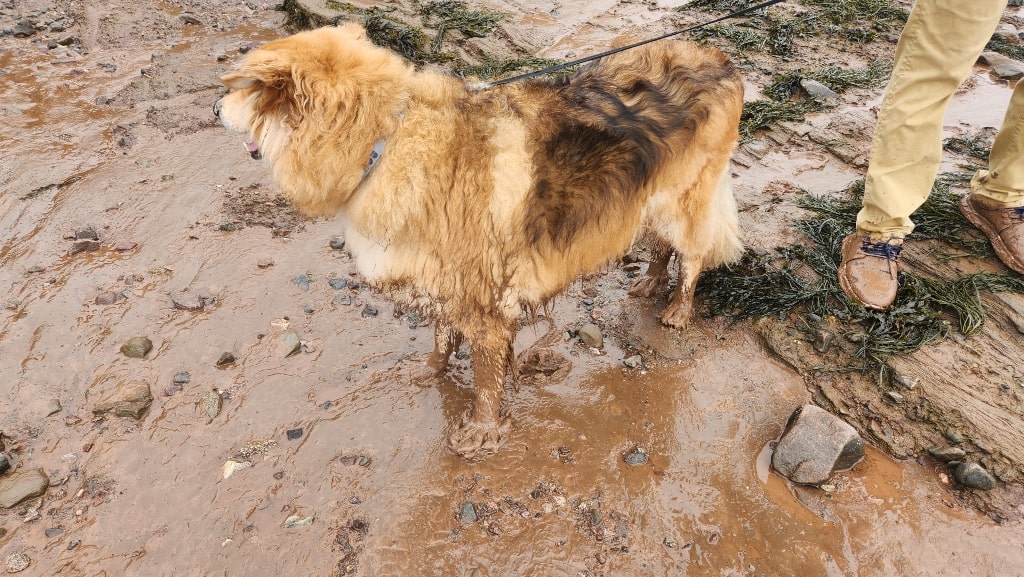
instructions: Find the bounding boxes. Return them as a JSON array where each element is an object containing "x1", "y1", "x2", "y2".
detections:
[{"x1": 216, "y1": 24, "x2": 744, "y2": 459}]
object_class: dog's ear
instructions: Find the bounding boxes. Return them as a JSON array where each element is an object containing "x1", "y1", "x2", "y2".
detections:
[{"x1": 220, "y1": 49, "x2": 294, "y2": 91}]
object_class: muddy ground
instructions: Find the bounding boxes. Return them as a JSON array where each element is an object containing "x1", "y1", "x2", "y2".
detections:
[{"x1": 2, "y1": 0, "x2": 1024, "y2": 575}]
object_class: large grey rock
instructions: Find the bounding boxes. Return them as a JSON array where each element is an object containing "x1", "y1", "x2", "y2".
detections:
[
  {"x1": 954, "y1": 462, "x2": 996, "y2": 490},
  {"x1": 772, "y1": 405, "x2": 864, "y2": 485},
  {"x1": 578, "y1": 323, "x2": 603, "y2": 349},
  {"x1": 0, "y1": 468, "x2": 50, "y2": 508}
]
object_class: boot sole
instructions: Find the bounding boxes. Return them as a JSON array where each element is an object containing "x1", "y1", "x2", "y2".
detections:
[{"x1": 959, "y1": 196, "x2": 1024, "y2": 275}]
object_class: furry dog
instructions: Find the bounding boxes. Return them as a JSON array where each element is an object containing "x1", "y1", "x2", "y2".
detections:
[{"x1": 216, "y1": 24, "x2": 744, "y2": 459}]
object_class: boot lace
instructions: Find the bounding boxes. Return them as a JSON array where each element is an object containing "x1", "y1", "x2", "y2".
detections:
[{"x1": 860, "y1": 238, "x2": 903, "y2": 261}]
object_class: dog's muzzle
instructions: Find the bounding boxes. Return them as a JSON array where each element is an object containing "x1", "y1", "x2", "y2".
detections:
[{"x1": 215, "y1": 98, "x2": 262, "y2": 160}]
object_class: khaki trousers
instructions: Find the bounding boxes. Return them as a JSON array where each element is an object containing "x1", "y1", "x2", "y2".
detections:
[{"x1": 857, "y1": 0, "x2": 1024, "y2": 239}]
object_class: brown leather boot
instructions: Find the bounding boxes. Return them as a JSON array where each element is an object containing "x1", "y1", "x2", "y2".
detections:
[
  {"x1": 837, "y1": 233, "x2": 903, "y2": 310},
  {"x1": 959, "y1": 195, "x2": 1024, "y2": 275}
]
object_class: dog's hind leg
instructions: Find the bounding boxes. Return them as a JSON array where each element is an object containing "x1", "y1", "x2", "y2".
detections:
[
  {"x1": 448, "y1": 320, "x2": 513, "y2": 460},
  {"x1": 628, "y1": 237, "x2": 673, "y2": 298},
  {"x1": 411, "y1": 321, "x2": 464, "y2": 386}
]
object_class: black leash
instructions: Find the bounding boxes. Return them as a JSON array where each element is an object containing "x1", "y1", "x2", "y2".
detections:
[{"x1": 478, "y1": 0, "x2": 787, "y2": 89}]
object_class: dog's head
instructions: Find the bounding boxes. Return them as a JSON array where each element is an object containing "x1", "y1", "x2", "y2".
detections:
[{"x1": 214, "y1": 24, "x2": 414, "y2": 215}]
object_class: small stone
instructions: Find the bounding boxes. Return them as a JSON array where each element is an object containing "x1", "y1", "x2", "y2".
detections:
[
  {"x1": 663, "y1": 537, "x2": 677, "y2": 548},
  {"x1": 120, "y1": 337, "x2": 153, "y2": 358},
  {"x1": 929, "y1": 446, "x2": 966, "y2": 462},
  {"x1": 578, "y1": 323, "x2": 603, "y2": 349},
  {"x1": 113, "y1": 242, "x2": 137, "y2": 252},
  {"x1": 349, "y1": 496, "x2": 362, "y2": 504},
  {"x1": 203, "y1": 390, "x2": 222, "y2": 419},
  {"x1": 992, "y1": 62, "x2": 1024, "y2": 82},
  {"x1": 12, "y1": 19, "x2": 37, "y2": 38},
  {"x1": 171, "y1": 291, "x2": 205, "y2": 311},
  {"x1": 799, "y1": 78, "x2": 838, "y2": 101},
  {"x1": 624, "y1": 447, "x2": 648, "y2": 466},
  {"x1": 95, "y1": 291, "x2": 125, "y2": 305},
  {"x1": 178, "y1": 13, "x2": 202, "y2": 25},
  {"x1": 623, "y1": 355, "x2": 642, "y2": 369},
  {"x1": 222, "y1": 460, "x2": 251, "y2": 479},
  {"x1": 361, "y1": 305, "x2": 379, "y2": 318},
  {"x1": 0, "y1": 453, "x2": 9, "y2": 474},
  {"x1": 279, "y1": 331, "x2": 301, "y2": 358},
  {"x1": 67, "y1": 540, "x2": 81, "y2": 550},
  {"x1": 894, "y1": 373, "x2": 919, "y2": 390},
  {"x1": 215, "y1": 352, "x2": 236, "y2": 366},
  {"x1": 92, "y1": 382, "x2": 153, "y2": 419},
  {"x1": 173, "y1": 371, "x2": 191, "y2": 385},
  {"x1": 329, "y1": 237, "x2": 346, "y2": 250},
  {"x1": 812, "y1": 329, "x2": 835, "y2": 353},
  {"x1": 885, "y1": 391, "x2": 904, "y2": 403},
  {"x1": 292, "y1": 275, "x2": 311, "y2": 291},
  {"x1": 26, "y1": 265, "x2": 45, "y2": 274},
  {"x1": 283, "y1": 515, "x2": 314, "y2": 528},
  {"x1": 286, "y1": 428, "x2": 303, "y2": 440},
  {"x1": 954, "y1": 462, "x2": 996, "y2": 490},
  {"x1": 46, "y1": 399, "x2": 62, "y2": 417},
  {"x1": 44, "y1": 527, "x2": 64, "y2": 538},
  {"x1": 69, "y1": 240, "x2": 101, "y2": 255},
  {"x1": 328, "y1": 278, "x2": 348, "y2": 290},
  {"x1": 257, "y1": 258, "x2": 274, "y2": 268},
  {"x1": 357, "y1": 456, "x2": 371, "y2": 467},
  {"x1": 459, "y1": 502, "x2": 478, "y2": 524},
  {"x1": 5, "y1": 553, "x2": 30, "y2": 573},
  {"x1": 771, "y1": 405, "x2": 864, "y2": 486},
  {"x1": 0, "y1": 468, "x2": 50, "y2": 508},
  {"x1": 944, "y1": 430, "x2": 964, "y2": 445}
]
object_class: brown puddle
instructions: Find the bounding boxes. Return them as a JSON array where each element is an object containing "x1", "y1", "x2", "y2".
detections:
[{"x1": 2, "y1": 2, "x2": 1024, "y2": 576}]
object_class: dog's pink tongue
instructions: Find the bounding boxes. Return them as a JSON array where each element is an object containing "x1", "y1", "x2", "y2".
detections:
[{"x1": 244, "y1": 141, "x2": 261, "y2": 160}]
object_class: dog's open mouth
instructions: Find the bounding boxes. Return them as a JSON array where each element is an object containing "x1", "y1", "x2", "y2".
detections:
[{"x1": 244, "y1": 141, "x2": 261, "y2": 160}]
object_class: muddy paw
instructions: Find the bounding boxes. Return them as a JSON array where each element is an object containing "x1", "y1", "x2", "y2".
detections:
[
  {"x1": 448, "y1": 416, "x2": 511, "y2": 460},
  {"x1": 660, "y1": 300, "x2": 692, "y2": 328},
  {"x1": 628, "y1": 274, "x2": 669, "y2": 298}
]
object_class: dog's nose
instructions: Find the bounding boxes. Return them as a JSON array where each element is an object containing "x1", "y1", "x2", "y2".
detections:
[{"x1": 213, "y1": 98, "x2": 222, "y2": 118}]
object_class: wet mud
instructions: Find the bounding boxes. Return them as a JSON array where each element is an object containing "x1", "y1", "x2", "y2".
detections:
[{"x1": 2, "y1": 1, "x2": 1024, "y2": 576}]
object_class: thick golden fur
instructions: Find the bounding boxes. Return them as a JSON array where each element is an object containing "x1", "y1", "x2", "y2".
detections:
[{"x1": 217, "y1": 24, "x2": 744, "y2": 459}]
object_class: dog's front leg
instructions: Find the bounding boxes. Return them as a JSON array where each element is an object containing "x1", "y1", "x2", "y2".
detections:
[{"x1": 448, "y1": 323, "x2": 512, "y2": 459}]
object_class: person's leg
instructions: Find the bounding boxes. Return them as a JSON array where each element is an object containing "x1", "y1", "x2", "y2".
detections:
[
  {"x1": 840, "y1": 0, "x2": 1006, "y2": 309},
  {"x1": 960, "y1": 77, "x2": 1024, "y2": 274}
]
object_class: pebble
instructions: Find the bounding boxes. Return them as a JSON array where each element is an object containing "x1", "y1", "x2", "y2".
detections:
[
  {"x1": 800, "y1": 78, "x2": 838, "y2": 101},
  {"x1": 578, "y1": 323, "x2": 603, "y2": 349},
  {"x1": 178, "y1": 12, "x2": 201, "y2": 25},
  {"x1": 92, "y1": 382, "x2": 153, "y2": 419},
  {"x1": 120, "y1": 337, "x2": 153, "y2": 358},
  {"x1": 0, "y1": 468, "x2": 50, "y2": 508},
  {"x1": 0, "y1": 452, "x2": 9, "y2": 474},
  {"x1": 95, "y1": 291, "x2": 125, "y2": 305},
  {"x1": 292, "y1": 274, "x2": 311, "y2": 291},
  {"x1": 328, "y1": 278, "x2": 348, "y2": 290},
  {"x1": 170, "y1": 291, "x2": 206, "y2": 311},
  {"x1": 67, "y1": 540, "x2": 80, "y2": 550},
  {"x1": 222, "y1": 459, "x2": 251, "y2": 479},
  {"x1": 283, "y1": 515, "x2": 314, "y2": 528},
  {"x1": 286, "y1": 428, "x2": 303, "y2": 440},
  {"x1": 46, "y1": 398, "x2": 62, "y2": 417},
  {"x1": 459, "y1": 502, "x2": 478, "y2": 524},
  {"x1": 623, "y1": 355, "x2": 642, "y2": 369},
  {"x1": 4, "y1": 553, "x2": 30, "y2": 573},
  {"x1": 361, "y1": 305, "x2": 379, "y2": 317},
  {"x1": 26, "y1": 265, "x2": 45, "y2": 274},
  {"x1": 329, "y1": 237, "x2": 346, "y2": 250},
  {"x1": 279, "y1": 331, "x2": 301, "y2": 357},
  {"x1": 44, "y1": 527, "x2": 64, "y2": 538},
  {"x1": 929, "y1": 446, "x2": 966, "y2": 462},
  {"x1": 894, "y1": 373, "x2": 919, "y2": 390},
  {"x1": 173, "y1": 371, "x2": 191, "y2": 385},
  {"x1": 954, "y1": 462, "x2": 996, "y2": 490},
  {"x1": 216, "y1": 352, "x2": 236, "y2": 366},
  {"x1": 203, "y1": 390, "x2": 223, "y2": 419},
  {"x1": 624, "y1": 447, "x2": 648, "y2": 466},
  {"x1": 257, "y1": 258, "x2": 274, "y2": 268},
  {"x1": 812, "y1": 329, "x2": 834, "y2": 353},
  {"x1": 113, "y1": 242, "x2": 137, "y2": 252}
]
